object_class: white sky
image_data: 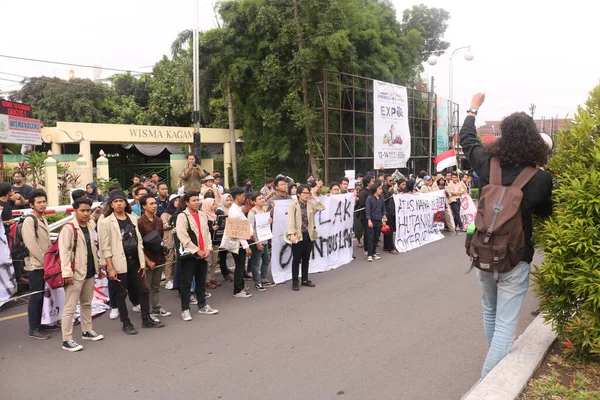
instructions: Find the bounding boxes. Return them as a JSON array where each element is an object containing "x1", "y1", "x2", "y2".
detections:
[{"x1": 1, "y1": 0, "x2": 598, "y2": 124}]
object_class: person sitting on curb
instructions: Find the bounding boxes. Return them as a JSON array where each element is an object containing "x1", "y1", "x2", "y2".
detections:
[{"x1": 59, "y1": 197, "x2": 104, "y2": 352}]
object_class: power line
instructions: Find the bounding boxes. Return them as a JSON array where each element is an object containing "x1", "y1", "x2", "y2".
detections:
[
  {"x1": 0, "y1": 54, "x2": 151, "y2": 75},
  {"x1": 0, "y1": 77, "x2": 22, "y2": 83},
  {"x1": 0, "y1": 71, "x2": 26, "y2": 78}
]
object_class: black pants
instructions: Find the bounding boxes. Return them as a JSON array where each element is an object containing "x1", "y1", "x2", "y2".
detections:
[
  {"x1": 115, "y1": 257, "x2": 150, "y2": 323},
  {"x1": 366, "y1": 220, "x2": 382, "y2": 256},
  {"x1": 360, "y1": 217, "x2": 368, "y2": 246},
  {"x1": 181, "y1": 257, "x2": 207, "y2": 311},
  {"x1": 232, "y1": 249, "x2": 247, "y2": 294},
  {"x1": 383, "y1": 215, "x2": 396, "y2": 251},
  {"x1": 26, "y1": 269, "x2": 44, "y2": 331},
  {"x1": 108, "y1": 277, "x2": 140, "y2": 308},
  {"x1": 450, "y1": 201, "x2": 463, "y2": 230},
  {"x1": 291, "y1": 232, "x2": 312, "y2": 283},
  {"x1": 218, "y1": 250, "x2": 231, "y2": 278}
]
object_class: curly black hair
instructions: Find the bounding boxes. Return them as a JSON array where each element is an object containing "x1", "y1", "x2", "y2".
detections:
[{"x1": 485, "y1": 112, "x2": 549, "y2": 167}]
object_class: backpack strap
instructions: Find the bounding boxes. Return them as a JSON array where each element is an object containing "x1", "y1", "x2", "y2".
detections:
[
  {"x1": 66, "y1": 222, "x2": 78, "y2": 272},
  {"x1": 511, "y1": 167, "x2": 538, "y2": 190},
  {"x1": 489, "y1": 157, "x2": 502, "y2": 185}
]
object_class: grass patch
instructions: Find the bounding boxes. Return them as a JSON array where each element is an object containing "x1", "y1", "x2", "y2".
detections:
[{"x1": 519, "y1": 341, "x2": 600, "y2": 400}]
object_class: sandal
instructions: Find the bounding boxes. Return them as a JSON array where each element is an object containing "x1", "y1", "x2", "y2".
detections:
[
  {"x1": 357, "y1": 242, "x2": 363, "y2": 247},
  {"x1": 390, "y1": 250, "x2": 399, "y2": 255},
  {"x1": 205, "y1": 282, "x2": 218, "y2": 290},
  {"x1": 210, "y1": 280, "x2": 222, "y2": 287}
]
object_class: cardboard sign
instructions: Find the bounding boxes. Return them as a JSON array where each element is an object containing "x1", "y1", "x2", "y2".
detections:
[{"x1": 225, "y1": 218, "x2": 251, "y2": 239}]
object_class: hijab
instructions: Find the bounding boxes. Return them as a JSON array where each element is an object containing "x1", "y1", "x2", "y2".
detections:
[
  {"x1": 220, "y1": 193, "x2": 232, "y2": 215},
  {"x1": 86, "y1": 182, "x2": 99, "y2": 201},
  {"x1": 201, "y1": 198, "x2": 217, "y2": 221},
  {"x1": 164, "y1": 196, "x2": 179, "y2": 216},
  {"x1": 404, "y1": 179, "x2": 416, "y2": 193}
]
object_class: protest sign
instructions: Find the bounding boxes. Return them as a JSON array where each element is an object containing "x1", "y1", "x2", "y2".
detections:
[
  {"x1": 394, "y1": 190, "x2": 446, "y2": 252},
  {"x1": 345, "y1": 170, "x2": 356, "y2": 190},
  {"x1": 255, "y1": 212, "x2": 273, "y2": 242},
  {"x1": 271, "y1": 193, "x2": 355, "y2": 284},
  {"x1": 225, "y1": 218, "x2": 251, "y2": 239},
  {"x1": 0, "y1": 223, "x2": 14, "y2": 305}
]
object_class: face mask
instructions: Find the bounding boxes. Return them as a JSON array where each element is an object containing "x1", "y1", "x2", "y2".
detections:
[{"x1": 14, "y1": 178, "x2": 22, "y2": 183}]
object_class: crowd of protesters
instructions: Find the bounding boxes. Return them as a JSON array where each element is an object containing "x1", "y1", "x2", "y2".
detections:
[{"x1": 8, "y1": 151, "x2": 477, "y2": 352}]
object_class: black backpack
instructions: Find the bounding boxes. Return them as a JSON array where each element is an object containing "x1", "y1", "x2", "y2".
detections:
[{"x1": 11, "y1": 214, "x2": 38, "y2": 261}]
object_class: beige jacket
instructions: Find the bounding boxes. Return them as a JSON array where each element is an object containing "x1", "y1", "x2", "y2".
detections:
[
  {"x1": 22, "y1": 215, "x2": 50, "y2": 271},
  {"x1": 161, "y1": 212, "x2": 175, "y2": 249},
  {"x1": 176, "y1": 209, "x2": 212, "y2": 256},
  {"x1": 98, "y1": 213, "x2": 145, "y2": 274},
  {"x1": 286, "y1": 198, "x2": 325, "y2": 242},
  {"x1": 59, "y1": 221, "x2": 100, "y2": 281},
  {"x1": 447, "y1": 181, "x2": 465, "y2": 203}
]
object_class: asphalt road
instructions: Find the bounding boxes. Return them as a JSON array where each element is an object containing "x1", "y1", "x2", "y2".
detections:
[{"x1": 0, "y1": 234, "x2": 539, "y2": 400}]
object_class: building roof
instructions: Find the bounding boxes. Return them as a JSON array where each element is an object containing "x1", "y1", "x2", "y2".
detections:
[{"x1": 477, "y1": 117, "x2": 572, "y2": 136}]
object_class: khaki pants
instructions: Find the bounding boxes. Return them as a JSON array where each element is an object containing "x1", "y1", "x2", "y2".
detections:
[
  {"x1": 61, "y1": 277, "x2": 94, "y2": 341},
  {"x1": 164, "y1": 248, "x2": 175, "y2": 281},
  {"x1": 146, "y1": 265, "x2": 164, "y2": 313},
  {"x1": 206, "y1": 245, "x2": 219, "y2": 282}
]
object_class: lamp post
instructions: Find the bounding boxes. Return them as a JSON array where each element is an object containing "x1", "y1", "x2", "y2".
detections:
[
  {"x1": 426, "y1": 46, "x2": 474, "y2": 102},
  {"x1": 192, "y1": 0, "x2": 201, "y2": 163}
]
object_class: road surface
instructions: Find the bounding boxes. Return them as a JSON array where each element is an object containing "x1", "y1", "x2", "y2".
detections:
[{"x1": 0, "y1": 234, "x2": 539, "y2": 400}]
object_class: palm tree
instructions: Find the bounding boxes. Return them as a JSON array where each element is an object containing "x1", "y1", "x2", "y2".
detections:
[{"x1": 171, "y1": 29, "x2": 194, "y2": 58}]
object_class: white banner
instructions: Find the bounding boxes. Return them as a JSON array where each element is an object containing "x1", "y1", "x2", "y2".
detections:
[
  {"x1": 0, "y1": 114, "x2": 42, "y2": 145},
  {"x1": 394, "y1": 190, "x2": 446, "y2": 252},
  {"x1": 345, "y1": 170, "x2": 356, "y2": 190},
  {"x1": 460, "y1": 194, "x2": 478, "y2": 228},
  {"x1": 373, "y1": 80, "x2": 411, "y2": 169},
  {"x1": 41, "y1": 278, "x2": 110, "y2": 325},
  {"x1": 271, "y1": 193, "x2": 355, "y2": 284}
]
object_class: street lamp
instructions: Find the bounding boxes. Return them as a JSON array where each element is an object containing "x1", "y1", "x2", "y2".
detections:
[{"x1": 426, "y1": 46, "x2": 474, "y2": 102}]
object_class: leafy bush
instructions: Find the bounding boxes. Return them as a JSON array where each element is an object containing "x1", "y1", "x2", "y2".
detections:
[
  {"x1": 94, "y1": 177, "x2": 120, "y2": 197},
  {"x1": 470, "y1": 188, "x2": 479, "y2": 199},
  {"x1": 532, "y1": 85, "x2": 600, "y2": 359},
  {"x1": 226, "y1": 149, "x2": 279, "y2": 190}
]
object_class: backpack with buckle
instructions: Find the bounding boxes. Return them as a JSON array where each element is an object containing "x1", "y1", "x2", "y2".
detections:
[
  {"x1": 465, "y1": 157, "x2": 539, "y2": 281},
  {"x1": 44, "y1": 223, "x2": 78, "y2": 289}
]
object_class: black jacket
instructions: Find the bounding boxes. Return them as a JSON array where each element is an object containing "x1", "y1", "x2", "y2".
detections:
[
  {"x1": 460, "y1": 115, "x2": 553, "y2": 263},
  {"x1": 358, "y1": 188, "x2": 370, "y2": 219}
]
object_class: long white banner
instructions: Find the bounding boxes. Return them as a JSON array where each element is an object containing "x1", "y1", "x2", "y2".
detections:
[
  {"x1": 373, "y1": 80, "x2": 411, "y2": 169},
  {"x1": 271, "y1": 193, "x2": 355, "y2": 284},
  {"x1": 394, "y1": 190, "x2": 446, "y2": 252}
]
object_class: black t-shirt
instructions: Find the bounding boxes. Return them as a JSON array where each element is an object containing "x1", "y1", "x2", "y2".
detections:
[
  {"x1": 0, "y1": 199, "x2": 15, "y2": 239},
  {"x1": 80, "y1": 225, "x2": 96, "y2": 279},
  {"x1": 12, "y1": 184, "x2": 33, "y2": 209},
  {"x1": 118, "y1": 218, "x2": 129, "y2": 237}
]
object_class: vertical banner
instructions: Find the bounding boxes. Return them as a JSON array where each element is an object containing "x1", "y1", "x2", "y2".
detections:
[
  {"x1": 373, "y1": 80, "x2": 411, "y2": 169},
  {"x1": 436, "y1": 96, "x2": 450, "y2": 155},
  {"x1": 0, "y1": 223, "x2": 15, "y2": 305},
  {"x1": 394, "y1": 190, "x2": 446, "y2": 252},
  {"x1": 271, "y1": 193, "x2": 355, "y2": 284}
]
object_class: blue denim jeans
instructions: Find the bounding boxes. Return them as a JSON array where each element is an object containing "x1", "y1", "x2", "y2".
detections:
[
  {"x1": 250, "y1": 242, "x2": 271, "y2": 284},
  {"x1": 477, "y1": 261, "x2": 530, "y2": 379}
]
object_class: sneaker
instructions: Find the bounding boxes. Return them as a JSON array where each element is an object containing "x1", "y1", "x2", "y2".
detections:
[
  {"x1": 161, "y1": 271, "x2": 166, "y2": 281},
  {"x1": 181, "y1": 310, "x2": 192, "y2": 321},
  {"x1": 109, "y1": 308, "x2": 120, "y2": 320},
  {"x1": 367, "y1": 256, "x2": 373, "y2": 262},
  {"x1": 292, "y1": 282, "x2": 300, "y2": 291},
  {"x1": 205, "y1": 292, "x2": 212, "y2": 299},
  {"x1": 142, "y1": 318, "x2": 165, "y2": 329},
  {"x1": 255, "y1": 283, "x2": 266, "y2": 292},
  {"x1": 301, "y1": 280, "x2": 315, "y2": 288},
  {"x1": 149, "y1": 314, "x2": 160, "y2": 323},
  {"x1": 151, "y1": 308, "x2": 172, "y2": 318},
  {"x1": 122, "y1": 321, "x2": 138, "y2": 335},
  {"x1": 62, "y1": 340, "x2": 83, "y2": 352},
  {"x1": 132, "y1": 304, "x2": 141, "y2": 312},
  {"x1": 233, "y1": 290, "x2": 252, "y2": 298},
  {"x1": 262, "y1": 280, "x2": 276, "y2": 288},
  {"x1": 243, "y1": 272, "x2": 253, "y2": 281},
  {"x1": 224, "y1": 274, "x2": 233, "y2": 282},
  {"x1": 373, "y1": 255, "x2": 381, "y2": 260},
  {"x1": 39, "y1": 324, "x2": 60, "y2": 332},
  {"x1": 198, "y1": 305, "x2": 219, "y2": 315},
  {"x1": 165, "y1": 280, "x2": 174, "y2": 290},
  {"x1": 82, "y1": 330, "x2": 104, "y2": 341},
  {"x1": 189, "y1": 294, "x2": 198, "y2": 305},
  {"x1": 244, "y1": 285, "x2": 250, "y2": 292},
  {"x1": 29, "y1": 329, "x2": 50, "y2": 340}
]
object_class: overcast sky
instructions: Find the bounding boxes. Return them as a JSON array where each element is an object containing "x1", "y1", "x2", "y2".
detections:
[{"x1": 1, "y1": 0, "x2": 598, "y2": 126}]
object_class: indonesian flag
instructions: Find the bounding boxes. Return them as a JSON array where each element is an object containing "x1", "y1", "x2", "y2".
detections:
[{"x1": 434, "y1": 149, "x2": 457, "y2": 172}]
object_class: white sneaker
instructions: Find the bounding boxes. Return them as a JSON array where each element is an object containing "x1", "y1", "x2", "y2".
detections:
[
  {"x1": 109, "y1": 308, "x2": 119, "y2": 320},
  {"x1": 373, "y1": 255, "x2": 381, "y2": 260},
  {"x1": 189, "y1": 294, "x2": 198, "y2": 305},
  {"x1": 161, "y1": 272, "x2": 166, "y2": 281},
  {"x1": 204, "y1": 292, "x2": 212, "y2": 299},
  {"x1": 233, "y1": 290, "x2": 252, "y2": 298},
  {"x1": 181, "y1": 310, "x2": 192, "y2": 321},
  {"x1": 198, "y1": 305, "x2": 219, "y2": 315},
  {"x1": 367, "y1": 256, "x2": 373, "y2": 262},
  {"x1": 165, "y1": 280, "x2": 174, "y2": 290},
  {"x1": 151, "y1": 308, "x2": 172, "y2": 318},
  {"x1": 132, "y1": 304, "x2": 141, "y2": 312}
]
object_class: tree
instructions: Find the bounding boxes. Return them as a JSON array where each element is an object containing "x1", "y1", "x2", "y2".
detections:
[
  {"x1": 108, "y1": 72, "x2": 151, "y2": 107},
  {"x1": 12, "y1": 77, "x2": 109, "y2": 126},
  {"x1": 401, "y1": 4, "x2": 450, "y2": 60},
  {"x1": 533, "y1": 84, "x2": 600, "y2": 359}
]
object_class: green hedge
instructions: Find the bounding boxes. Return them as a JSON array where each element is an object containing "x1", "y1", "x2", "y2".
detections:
[{"x1": 470, "y1": 188, "x2": 479, "y2": 199}]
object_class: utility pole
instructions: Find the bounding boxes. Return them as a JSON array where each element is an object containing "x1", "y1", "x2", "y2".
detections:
[
  {"x1": 192, "y1": 0, "x2": 201, "y2": 165},
  {"x1": 227, "y1": 81, "x2": 238, "y2": 187},
  {"x1": 529, "y1": 103, "x2": 536, "y2": 119},
  {"x1": 428, "y1": 76, "x2": 435, "y2": 174}
]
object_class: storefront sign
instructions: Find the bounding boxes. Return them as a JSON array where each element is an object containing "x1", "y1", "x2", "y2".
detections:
[{"x1": 0, "y1": 114, "x2": 42, "y2": 145}]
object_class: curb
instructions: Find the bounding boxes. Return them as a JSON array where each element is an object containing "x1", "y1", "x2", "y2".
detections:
[{"x1": 462, "y1": 315, "x2": 556, "y2": 400}]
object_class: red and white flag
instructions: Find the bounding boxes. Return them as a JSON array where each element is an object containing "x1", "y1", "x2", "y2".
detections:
[{"x1": 434, "y1": 149, "x2": 457, "y2": 172}]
